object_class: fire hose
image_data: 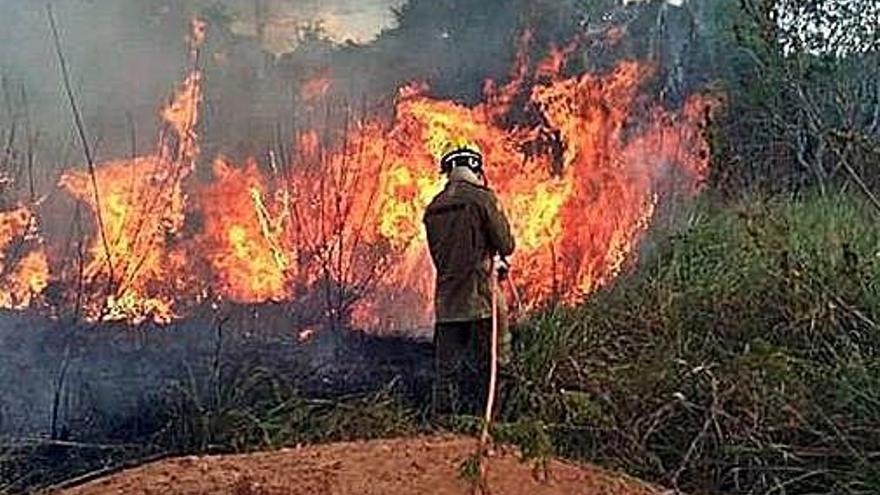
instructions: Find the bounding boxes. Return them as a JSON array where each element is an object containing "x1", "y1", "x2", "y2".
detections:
[
  {"x1": 476, "y1": 256, "x2": 518, "y2": 492},
  {"x1": 475, "y1": 260, "x2": 499, "y2": 492}
]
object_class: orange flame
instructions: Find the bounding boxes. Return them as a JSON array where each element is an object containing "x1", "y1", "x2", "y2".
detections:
[
  {"x1": 0, "y1": 26, "x2": 714, "y2": 330},
  {"x1": 56, "y1": 62, "x2": 202, "y2": 324},
  {"x1": 194, "y1": 157, "x2": 291, "y2": 303},
  {"x1": 0, "y1": 207, "x2": 48, "y2": 310}
]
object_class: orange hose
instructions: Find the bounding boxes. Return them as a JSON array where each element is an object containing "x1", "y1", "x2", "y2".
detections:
[{"x1": 477, "y1": 261, "x2": 500, "y2": 491}]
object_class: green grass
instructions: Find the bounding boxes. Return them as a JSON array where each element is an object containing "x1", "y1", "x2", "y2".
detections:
[
  {"x1": 152, "y1": 369, "x2": 419, "y2": 454},
  {"x1": 502, "y1": 191, "x2": 880, "y2": 494}
]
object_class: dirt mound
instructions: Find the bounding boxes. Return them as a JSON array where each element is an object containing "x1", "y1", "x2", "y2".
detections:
[{"x1": 57, "y1": 435, "x2": 660, "y2": 495}]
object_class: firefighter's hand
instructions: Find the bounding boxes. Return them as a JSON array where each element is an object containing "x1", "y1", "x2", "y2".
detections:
[{"x1": 496, "y1": 258, "x2": 510, "y2": 281}]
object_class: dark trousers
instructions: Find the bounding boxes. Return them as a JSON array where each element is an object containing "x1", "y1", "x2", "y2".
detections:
[{"x1": 432, "y1": 318, "x2": 509, "y2": 416}]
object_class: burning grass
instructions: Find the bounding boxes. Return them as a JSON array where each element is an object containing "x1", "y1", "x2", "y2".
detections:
[{"x1": 0, "y1": 24, "x2": 713, "y2": 331}]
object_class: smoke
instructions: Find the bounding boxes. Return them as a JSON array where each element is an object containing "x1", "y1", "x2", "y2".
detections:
[
  {"x1": 0, "y1": 0, "x2": 405, "y2": 163},
  {"x1": 0, "y1": 0, "x2": 711, "y2": 167},
  {"x1": 0, "y1": 1, "x2": 191, "y2": 161}
]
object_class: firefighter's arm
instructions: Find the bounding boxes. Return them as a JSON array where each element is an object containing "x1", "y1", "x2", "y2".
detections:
[{"x1": 481, "y1": 191, "x2": 516, "y2": 257}]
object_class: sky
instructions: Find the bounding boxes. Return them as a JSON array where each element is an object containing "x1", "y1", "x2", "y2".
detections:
[{"x1": 228, "y1": 0, "x2": 407, "y2": 52}]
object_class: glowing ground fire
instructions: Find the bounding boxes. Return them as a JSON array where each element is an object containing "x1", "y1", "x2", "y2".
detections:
[{"x1": 0, "y1": 27, "x2": 713, "y2": 330}]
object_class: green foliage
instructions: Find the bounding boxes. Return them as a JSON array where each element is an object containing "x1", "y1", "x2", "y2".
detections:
[
  {"x1": 457, "y1": 452, "x2": 482, "y2": 487},
  {"x1": 770, "y1": 0, "x2": 879, "y2": 56},
  {"x1": 495, "y1": 419, "x2": 554, "y2": 481},
  {"x1": 154, "y1": 370, "x2": 417, "y2": 455},
  {"x1": 707, "y1": 0, "x2": 880, "y2": 195},
  {"x1": 504, "y1": 192, "x2": 880, "y2": 494}
]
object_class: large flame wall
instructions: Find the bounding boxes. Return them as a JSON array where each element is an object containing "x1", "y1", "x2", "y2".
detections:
[{"x1": 0, "y1": 32, "x2": 713, "y2": 331}]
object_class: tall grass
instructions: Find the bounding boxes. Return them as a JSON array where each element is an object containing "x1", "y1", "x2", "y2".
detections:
[
  {"x1": 504, "y1": 192, "x2": 880, "y2": 494},
  {"x1": 6, "y1": 192, "x2": 879, "y2": 495},
  {"x1": 151, "y1": 367, "x2": 418, "y2": 454}
]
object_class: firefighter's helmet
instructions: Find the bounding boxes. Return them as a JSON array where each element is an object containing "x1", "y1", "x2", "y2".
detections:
[{"x1": 439, "y1": 139, "x2": 483, "y2": 175}]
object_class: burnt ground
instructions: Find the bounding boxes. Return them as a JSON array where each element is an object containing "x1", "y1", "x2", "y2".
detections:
[
  {"x1": 0, "y1": 306, "x2": 435, "y2": 492},
  {"x1": 57, "y1": 436, "x2": 661, "y2": 495}
]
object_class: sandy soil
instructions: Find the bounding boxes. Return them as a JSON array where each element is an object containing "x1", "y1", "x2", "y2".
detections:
[{"x1": 56, "y1": 435, "x2": 660, "y2": 495}]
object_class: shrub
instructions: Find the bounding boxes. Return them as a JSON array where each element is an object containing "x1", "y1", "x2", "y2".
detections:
[{"x1": 504, "y1": 192, "x2": 880, "y2": 494}]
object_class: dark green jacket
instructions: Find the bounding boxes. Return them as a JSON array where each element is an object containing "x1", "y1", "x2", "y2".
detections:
[{"x1": 423, "y1": 176, "x2": 515, "y2": 323}]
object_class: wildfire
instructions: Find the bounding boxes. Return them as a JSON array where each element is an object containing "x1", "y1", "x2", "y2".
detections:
[
  {"x1": 194, "y1": 157, "x2": 291, "y2": 303},
  {"x1": 0, "y1": 24, "x2": 714, "y2": 331},
  {"x1": 54, "y1": 60, "x2": 202, "y2": 324},
  {"x1": 0, "y1": 207, "x2": 48, "y2": 310}
]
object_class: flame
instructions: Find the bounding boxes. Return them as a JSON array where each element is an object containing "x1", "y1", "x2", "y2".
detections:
[
  {"x1": 535, "y1": 40, "x2": 579, "y2": 80},
  {"x1": 188, "y1": 18, "x2": 207, "y2": 52},
  {"x1": 0, "y1": 207, "x2": 48, "y2": 310},
  {"x1": 55, "y1": 61, "x2": 202, "y2": 324},
  {"x1": 0, "y1": 25, "x2": 714, "y2": 330},
  {"x1": 193, "y1": 157, "x2": 291, "y2": 303}
]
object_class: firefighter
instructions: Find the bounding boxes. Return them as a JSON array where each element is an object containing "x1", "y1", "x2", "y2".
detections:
[{"x1": 423, "y1": 139, "x2": 516, "y2": 416}]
